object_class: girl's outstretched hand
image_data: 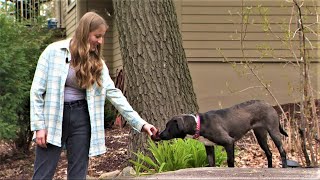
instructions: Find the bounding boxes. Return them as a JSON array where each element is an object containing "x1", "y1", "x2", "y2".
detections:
[
  {"x1": 142, "y1": 123, "x2": 161, "y2": 141},
  {"x1": 142, "y1": 123, "x2": 158, "y2": 135}
]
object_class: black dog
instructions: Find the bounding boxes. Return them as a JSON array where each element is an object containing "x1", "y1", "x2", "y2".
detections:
[{"x1": 159, "y1": 100, "x2": 288, "y2": 168}]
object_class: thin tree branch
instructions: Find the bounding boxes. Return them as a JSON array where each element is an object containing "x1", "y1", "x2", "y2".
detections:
[{"x1": 239, "y1": 0, "x2": 289, "y2": 122}]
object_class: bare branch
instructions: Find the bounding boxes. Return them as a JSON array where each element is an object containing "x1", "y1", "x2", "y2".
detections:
[
  {"x1": 304, "y1": 24, "x2": 320, "y2": 37},
  {"x1": 305, "y1": 36, "x2": 315, "y2": 49},
  {"x1": 234, "y1": 86, "x2": 265, "y2": 94},
  {"x1": 238, "y1": 0, "x2": 290, "y2": 122}
]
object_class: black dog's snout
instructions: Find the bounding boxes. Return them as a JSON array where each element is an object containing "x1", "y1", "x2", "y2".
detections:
[
  {"x1": 151, "y1": 130, "x2": 162, "y2": 141},
  {"x1": 158, "y1": 130, "x2": 171, "y2": 140}
]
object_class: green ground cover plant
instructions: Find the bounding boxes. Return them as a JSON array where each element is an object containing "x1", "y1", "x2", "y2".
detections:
[{"x1": 130, "y1": 138, "x2": 227, "y2": 176}]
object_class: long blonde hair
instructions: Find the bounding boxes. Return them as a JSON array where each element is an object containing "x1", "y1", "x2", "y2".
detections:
[{"x1": 69, "y1": 11, "x2": 108, "y2": 89}]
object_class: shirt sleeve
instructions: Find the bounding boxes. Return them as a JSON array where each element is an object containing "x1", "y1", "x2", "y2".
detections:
[
  {"x1": 102, "y1": 62, "x2": 147, "y2": 132},
  {"x1": 30, "y1": 46, "x2": 50, "y2": 131}
]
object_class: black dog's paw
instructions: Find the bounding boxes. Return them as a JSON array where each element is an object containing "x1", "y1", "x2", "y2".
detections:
[{"x1": 151, "y1": 130, "x2": 161, "y2": 141}]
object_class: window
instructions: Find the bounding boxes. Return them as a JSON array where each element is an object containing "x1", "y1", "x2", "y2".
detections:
[
  {"x1": 67, "y1": 0, "x2": 76, "y2": 6},
  {"x1": 66, "y1": 0, "x2": 76, "y2": 12}
]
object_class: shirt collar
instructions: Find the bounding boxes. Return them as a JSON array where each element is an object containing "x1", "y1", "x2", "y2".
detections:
[{"x1": 60, "y1": 38, "x2": 72, "y2": 51}]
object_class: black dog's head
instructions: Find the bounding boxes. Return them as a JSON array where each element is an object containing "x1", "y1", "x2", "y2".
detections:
[{"x1": 159, "y1": 115, "x2": 188, "y2": 140}]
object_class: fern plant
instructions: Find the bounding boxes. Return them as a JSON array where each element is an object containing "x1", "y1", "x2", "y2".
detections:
[
  {"x1": 184, "y1": 139, "x2": 209, "y2": 167},
  {"x1": 214, "y1": 146, "x2": 228, "y2": 167},
  {"x1": 130, "y1": 138, "x2": 228, "y2": 176}
]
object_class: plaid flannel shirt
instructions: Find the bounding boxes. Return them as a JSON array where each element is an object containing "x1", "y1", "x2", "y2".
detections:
[{"x1": 30, "y1": 39, "x2": 147, "y2": 157}]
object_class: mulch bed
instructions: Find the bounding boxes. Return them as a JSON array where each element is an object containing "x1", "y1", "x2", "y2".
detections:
[{"x1": 0, "y1": 127, "x2": 130, "y2": 180}]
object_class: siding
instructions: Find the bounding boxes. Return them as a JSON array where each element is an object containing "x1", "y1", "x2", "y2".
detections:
[
  {"x1": 180, "y1": 0, "x2": 320, "y2": 62},
  {"x1": 54, "y1": 0, "x2": 65, "y2": 28},
  {"x1": 188, "y1": 62, "x2": 320, "y2": 111},
  {"x1": 64, "y1": 0, "x2": 77, "y2": 38},
  {"x1": 112, "y1": 23, "x2": 123, "y2": 77},
  {"x1": 177, "y1": 0, "x2": 320, "y2": 111}
]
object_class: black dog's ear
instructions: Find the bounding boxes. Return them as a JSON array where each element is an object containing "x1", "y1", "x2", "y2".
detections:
[{"x1": 176, "y1": 119, "x2": 184, "y2": 132}]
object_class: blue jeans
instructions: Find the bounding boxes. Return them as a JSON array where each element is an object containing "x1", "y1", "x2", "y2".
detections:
[{"x1": 32, "y1": 100, "x2": 91, "y2": 180}]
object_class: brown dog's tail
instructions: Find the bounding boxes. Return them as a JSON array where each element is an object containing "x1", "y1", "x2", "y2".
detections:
[{"x1": 279, "y1": 123, "x2": 288, "y2": 137}]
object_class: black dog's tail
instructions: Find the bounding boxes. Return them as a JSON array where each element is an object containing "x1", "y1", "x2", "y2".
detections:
[{"x1": 279, "y1": 123, "x2": 288, "y2": 137}]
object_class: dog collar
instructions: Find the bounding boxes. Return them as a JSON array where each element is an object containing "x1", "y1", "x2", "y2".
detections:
[{"x1": 193, "y1": 114, "x2": 200, "y2": 139}]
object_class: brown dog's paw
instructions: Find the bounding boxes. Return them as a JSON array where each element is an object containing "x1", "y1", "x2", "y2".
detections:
[{"x1": 151, "y1": 130, "x2": 161, "y2": 141}]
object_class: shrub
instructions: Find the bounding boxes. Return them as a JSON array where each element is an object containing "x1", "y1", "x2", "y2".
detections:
[
  {"x1": 104, "y1": 100, "x2": 117, "y2": 129},
  {"x1": 130, "y1": 138, "x2": 227, "y2": 176},
  {"x1": 0, "y1": 14, "x2": 57, "y2": 152}
]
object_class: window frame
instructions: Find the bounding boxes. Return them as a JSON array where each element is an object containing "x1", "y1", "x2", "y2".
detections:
[{"x1": 66, "y1": 0, "x2": 76, "y2": 13}]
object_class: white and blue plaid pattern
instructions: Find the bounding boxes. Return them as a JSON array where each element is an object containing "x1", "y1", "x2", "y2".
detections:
[{"x1": 30, "y1": 39, "x2": 147, "y2": 156}]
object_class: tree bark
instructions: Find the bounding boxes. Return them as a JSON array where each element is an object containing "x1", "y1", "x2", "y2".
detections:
[{"x1": 113, "y1": 0, "x2": 199, "y2": 156}]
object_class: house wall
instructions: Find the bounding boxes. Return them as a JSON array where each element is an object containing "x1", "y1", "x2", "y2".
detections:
[
  {"x1": 64, "y1": 1, "x2": 77, "y2": 37},
  {"x1": 111, "y1": 22, "x2": 123, "y2": 77},
  {"x1": 175, "y1": 0, "x2": 320, "y2": 111},
  {"x1": 54, "y1": 0, "x2": 65, "y2": 28}
]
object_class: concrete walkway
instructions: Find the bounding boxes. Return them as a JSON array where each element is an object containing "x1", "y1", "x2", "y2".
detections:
[{"x1": 132, "y1": 167, "x2": 319, "y2": 180}]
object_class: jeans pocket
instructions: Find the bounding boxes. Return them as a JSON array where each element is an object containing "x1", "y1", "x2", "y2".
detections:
[
  {"x1": 71, "y1": 105, "x2": 90, "y2": 130},
  {"x1": 78, "y1": 103, "x2": 89, "y2": 113}
]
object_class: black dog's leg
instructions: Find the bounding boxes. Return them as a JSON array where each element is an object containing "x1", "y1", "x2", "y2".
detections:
[
  {"x1": 254, "y1": 128, "x2": 273, "y2": 168},
  {"x1": 205, "y1": 145, "x2": 215, "y2": 167},
  {"x1": 268, "y1": 132, "x2": 287, "y2": 168},
  {"x1": 224, "y1": 143, "x2": 235, "y2": 167}
]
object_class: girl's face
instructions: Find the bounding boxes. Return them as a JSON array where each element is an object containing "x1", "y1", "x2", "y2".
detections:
[{"x1": 88, "y1": 24, "x2": 107, "y2": 52}]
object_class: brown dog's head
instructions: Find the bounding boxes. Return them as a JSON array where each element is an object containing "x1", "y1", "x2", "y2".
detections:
[{"x1": 159, "y1": 115, "x2": 187, "y2": 140}]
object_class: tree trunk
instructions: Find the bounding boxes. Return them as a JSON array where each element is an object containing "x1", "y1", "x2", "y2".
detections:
[{"x1": 113, "y1": 0, "x2": 199, "y2": 156}]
